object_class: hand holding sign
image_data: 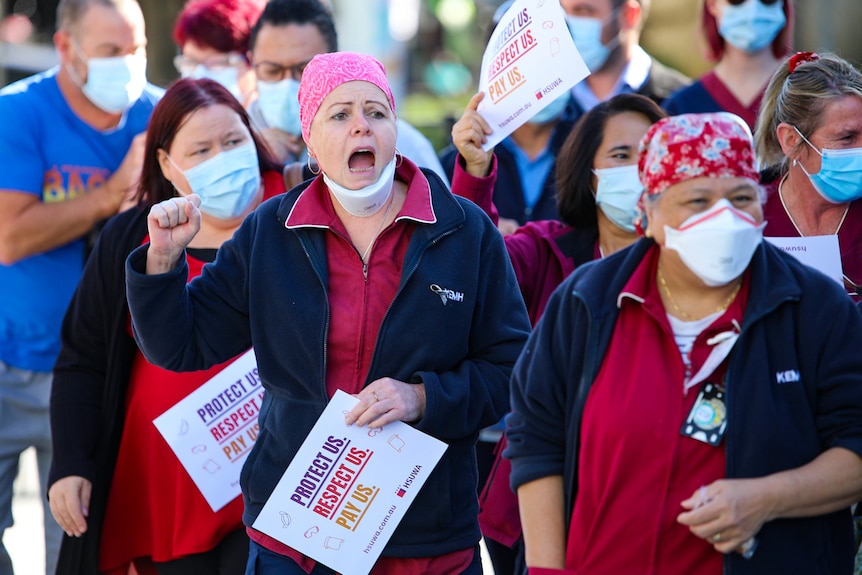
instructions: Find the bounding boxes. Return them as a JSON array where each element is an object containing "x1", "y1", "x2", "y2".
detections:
[
  {"x1": 451, "y1": 92, "x2": 495, "y2": 178},
  {"x1": 344, "y1": 377, "x2": 427, "y2": 429},
  {"x1": 253, "y1": 391, "x2": 447, "y2": 575}
]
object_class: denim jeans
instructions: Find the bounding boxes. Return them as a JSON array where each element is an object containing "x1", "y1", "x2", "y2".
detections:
[{"x1": 0, "y1": 361, "x2": 62, "y2": 575}]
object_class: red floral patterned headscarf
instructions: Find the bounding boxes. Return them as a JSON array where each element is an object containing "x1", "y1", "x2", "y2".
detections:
[{"x1": 637, "y1": 112, "x2": 759, "y2": 198}]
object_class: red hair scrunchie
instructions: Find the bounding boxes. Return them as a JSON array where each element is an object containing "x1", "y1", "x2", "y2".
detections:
[{"x1": 788, "y1": 51, "x2": 820, "y2": 73}]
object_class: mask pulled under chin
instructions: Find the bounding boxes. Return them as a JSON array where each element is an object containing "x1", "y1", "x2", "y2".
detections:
[
  {"x1": 323, "y1": 156, "x2": 397, "y2": 217},
  {"x1": 663, "y1": 199, "x2": 765, "y2": 287}
]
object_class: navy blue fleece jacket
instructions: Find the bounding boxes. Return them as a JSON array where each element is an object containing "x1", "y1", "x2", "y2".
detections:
[
  {"x1": 126, "y1": 169, "x2": 530, "y2": 558},
  {"x1": 506, "y1": 238, "x2": 862, "y2": 575}
]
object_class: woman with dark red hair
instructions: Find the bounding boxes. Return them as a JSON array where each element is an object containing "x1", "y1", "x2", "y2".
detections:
[
  {"x1": 172, "y1": 0, "x2": 264, "y2": 107},
  {"x1": 48, "y1": 77, "x2": 284, "y2": 575},
  {"x1": 663, "y1": 0, "x2": 793, "y2": 130}
]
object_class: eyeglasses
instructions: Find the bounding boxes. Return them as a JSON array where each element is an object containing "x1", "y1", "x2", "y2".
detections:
[
  {"x1": 252, "y1": 59, "x2": 311, "y2": 83},
  {"x1": 726, "y1": 0, "x2": 781, "y2": 5},
  {"x1": 173, "y1": 53, "x2": 246, "y2": 75}
]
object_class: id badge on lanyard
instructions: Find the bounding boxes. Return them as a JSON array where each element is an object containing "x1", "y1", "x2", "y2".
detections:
[
  {"x1": 681, "y1": 381, "x2": 727, "y2": 446},
  {"x1": 680, "y1": 328, "x2": 738, "y2": 446}
]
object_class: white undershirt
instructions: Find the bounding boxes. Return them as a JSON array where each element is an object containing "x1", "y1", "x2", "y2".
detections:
[{"x1": 667, "y1": 311, "x2": 723, "y2": 386}]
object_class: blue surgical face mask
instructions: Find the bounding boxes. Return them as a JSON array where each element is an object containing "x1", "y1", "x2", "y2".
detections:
[
  {"x1": 719, "y1": 0, "x2": 786, "y2": 53},
  {"x1": 168, "y1": 142, "x2": 262, "y2": 219},
  {"x1": 256, "y1": 78, "x2": 302, "y2": 136},
  {"x1": 565, "y1": 14, "x2": 618, "y2": 72},
  {"x1": 186, "y1": 65, "x2": 243, "y2": 101},
  {"x1": 594, "y1": 165, "x2": 643, "y2": 232},
  {"x1": 530, "y1": 93, "x2": 570, "y2": 125},
  {"x1": 794, "y1": 126, "x2": 862, "y2": 204},
  {"x1": 69, "y1": 40, "x2": 147, "y2": 113}
]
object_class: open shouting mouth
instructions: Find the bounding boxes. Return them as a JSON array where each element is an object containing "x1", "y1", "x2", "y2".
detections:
[{"x1": 348, "y1": 149, "x2": 376, "y2": 173}]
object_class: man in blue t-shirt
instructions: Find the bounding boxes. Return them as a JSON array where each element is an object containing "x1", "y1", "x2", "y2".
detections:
[{"x1": 0, "y1": 1, "x2": 161, "y2": 573}]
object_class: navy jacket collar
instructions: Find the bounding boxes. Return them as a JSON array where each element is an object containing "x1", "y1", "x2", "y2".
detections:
[{"x1": 573, "y1": 238, "x2": 804, "y2": 329}]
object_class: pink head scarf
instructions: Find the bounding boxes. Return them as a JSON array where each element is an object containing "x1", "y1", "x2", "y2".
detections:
[
  {"x1": 637, "y1": 112, "x2": 759, "y2": 198},
  {"x1": 298, "y1": 52, "x2": 396, "y2": 144}
]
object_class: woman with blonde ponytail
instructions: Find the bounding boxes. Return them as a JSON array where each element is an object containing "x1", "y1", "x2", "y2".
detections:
[{"x1": 754, "y1": 51, "x2": 862, "y2": 298}]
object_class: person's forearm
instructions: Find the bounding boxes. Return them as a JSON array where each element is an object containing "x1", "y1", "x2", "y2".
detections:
[
  {"x1": 145, "y1": 245, "x2": 185, "y2": 275},
  {"x1": 765, "y1": 447, "x2": 862, "y2": 520},
  {"x1": 463, "y1": 151, "x2": 493, "y2": 178},
  {"x1": 0, "y1": 188, "x2": 116, "y2": 263},
  {"x1": 518, "y1": 475, "x2": 567, "y2": 569},
  {"x1": 450, "y1": 154, "x2": 499, "y2": 225}
]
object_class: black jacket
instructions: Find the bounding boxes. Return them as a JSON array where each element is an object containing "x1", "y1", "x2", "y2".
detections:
[{"x1": 50, "y1": 206, "x2": 149, "y2": 574}]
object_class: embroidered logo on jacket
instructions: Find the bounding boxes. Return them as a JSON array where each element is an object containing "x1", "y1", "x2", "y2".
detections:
[
  {"x1": 429, "y1": 284, "x2": 464, "y2": 305},
  {"x1": 775, "y1": 369, "x2": 801, "y2": 384}
]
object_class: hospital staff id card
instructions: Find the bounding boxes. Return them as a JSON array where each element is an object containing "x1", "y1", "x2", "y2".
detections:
[
  {"x1": 153, "y1": 348, "x2": 263, "y2": 511},
  {"x1": 477, "y1": 0, "x2": 589, "y2": 150},
  {"x1": 252, "y1": 390, "x2": 448, "y2": 575}
]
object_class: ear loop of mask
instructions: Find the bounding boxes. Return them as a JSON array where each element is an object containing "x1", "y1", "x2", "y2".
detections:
[
  {"x1": 164, "y1": 153, "x2": 188, "y2": 195},
  {"x1": 792, "y1": 126, "x2": 822, "y2": 158},
  {"x1": 65, "y1": 38, "x2": 89, "y2": 88},
  {"x1": 600, "y1": 7, "x2": 624, "y2": 55},
  {"x1": 789, "y1": 126, "x2": 824, "y2": 181}
]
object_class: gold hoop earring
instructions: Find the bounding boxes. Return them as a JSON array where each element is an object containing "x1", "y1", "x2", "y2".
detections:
[
  {"x1": 307, "y1": 155, "x2": 320, "y2": 175},
  {"x1": 395, "y1": 150, "x2": 403, "y2": 168}
]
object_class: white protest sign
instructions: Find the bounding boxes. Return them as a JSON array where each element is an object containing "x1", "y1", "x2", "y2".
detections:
[
  {"x1": 153, "y1": 348, "x2": 263, "y2": 511},
  {"x1": 252, "y1": 390, "x2": 447, "y2": 575},
  {"x1": 477, "y1": 0, "x2": 589, "y2": 150},
  {"x1": 765, "y1": 235, "x2": 843, "y2": 286}
]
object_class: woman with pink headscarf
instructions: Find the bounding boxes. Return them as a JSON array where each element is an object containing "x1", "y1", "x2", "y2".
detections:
[
  {"x1": 506, "y1": 113, "x2": 862, "y2": 575},
  {"x1": 122, "y1": 52, "x2": 530, "y2": 574}
]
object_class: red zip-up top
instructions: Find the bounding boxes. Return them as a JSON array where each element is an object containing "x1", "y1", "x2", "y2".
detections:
[{"x1": 560, "y1": 245, "x2": 748, "y2": 575}]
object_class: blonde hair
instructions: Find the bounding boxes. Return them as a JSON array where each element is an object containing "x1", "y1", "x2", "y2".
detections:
[{"x1": 755, "y1": 53, "x2": 862, "y2": 174}]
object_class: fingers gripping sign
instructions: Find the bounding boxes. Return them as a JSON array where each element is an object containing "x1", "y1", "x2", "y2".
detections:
[
  {"x1": 145, "y1": 194, "x2": 202, "y2": 274},
  {"x1": 344, "y1": 378, "x2": 427, "y2": 430},
  {"x1": 451, "y1": 92, "x2": 494, "y2": 177}
]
